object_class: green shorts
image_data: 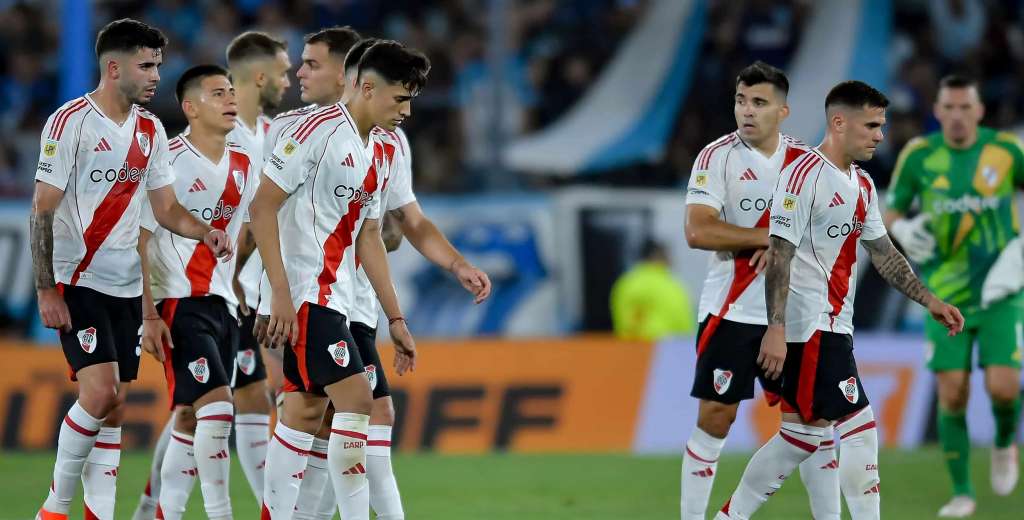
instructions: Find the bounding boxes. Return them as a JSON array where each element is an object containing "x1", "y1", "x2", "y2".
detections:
[{"x1": 925, "y1": 292, "x2": 1024, "y2": 371}]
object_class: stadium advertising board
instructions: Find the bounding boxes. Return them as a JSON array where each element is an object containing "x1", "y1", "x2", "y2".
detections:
[{"x1": 2, "y1": 335, "x2": 1019, "y2": 452}]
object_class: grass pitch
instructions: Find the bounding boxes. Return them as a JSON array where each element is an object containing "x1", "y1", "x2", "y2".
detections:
[{"x1": 1, "y1": 447, "x2": 1020, "y2": 518}]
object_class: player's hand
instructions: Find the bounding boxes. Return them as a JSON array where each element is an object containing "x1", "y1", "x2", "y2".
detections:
[
  {"x1": 749, "y1": 248, "x2": 769, "y2": 274},
  {"x1": 388, "y1": 318, "x2": 417, "y2": 375},
  {"x1": 141, "y1": 315, "x2": 172, "y2": 362},
  {"x1": 890, "y1": 214, "x2": 935, "y2": 264},
  {"x1": 758, "y1": 326, "x2": 787, "y2": 380},
  {"x1": 928, "y1": 297, "x2": 965, "y2": 336},
  {"x1": 268, "y1": 294, "x2": 298, "y2": 348},
  {"x1": 37, "y1": 287, "x2": 72, "y2": 332},
  {"x1": 204, "y1": 229, "x2": 234, "y2": 262},
  {"x1": 254, "y1": 314, "x2": 270, "y2": 348},
  {"x1": 452, "y1": 258, "x2": 491, "y2": 304}
]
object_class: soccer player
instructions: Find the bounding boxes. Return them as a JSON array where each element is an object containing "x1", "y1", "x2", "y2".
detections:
[
  {"x1": 225, "y1": 29, "x2": 291, "y2": 506},
  {"x1": 136, "y1": 64, "x2": 255, "y2": 520},
  {"x1": 32, "y1": 19, "x2": 231, "y2": 520},
  {"x1": 290, "y1": 36, "x2": 492, "y2": 520},
  {"x1": 714, "y1": 81, "x2": 964, "y2": 520},
  {"x1": 130, "y1": 33, "x2": 290, "y2": 520},
  {"x1": 682, "y1": 61, "x2": 841, "y2": 520},
  {"x1": 887, "y1": 75, "x2": 1024, "y2": 517},
  {"x1": 250, "y1": 40, "x2": 429, "y2": 520}
]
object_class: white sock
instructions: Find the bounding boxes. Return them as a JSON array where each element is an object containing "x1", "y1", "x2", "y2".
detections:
[
  {"x1": 194, "y1": 401, "x2": 233, "y2": 520},
  {"x1": 235, "y1": 413, "x2": 270, "y2": 502},
  {"x1": 82, "y1": 426, "x2": 121, "y2": 519},
  {"x1": 157, "y1": 432, "x2": 197, "y2": 520},
  {"x1": 132, "y1": 417, "x2": 173, "y2": 520},
  {"x1": 42, "y1": 401, "x2": 102, "y2": 514},
  {"x1": 837, "y1": 407, "x2": 880, "y2": 520},
  {"x1": 262, "y1": 422, "x2": 314, "y2": 519},
  {"x1": 799, "y1": 425, "x2": 840, "y2": 520},
  {"x1": 716, "y1": 422, "x2": 825, "y2": 519},
  {"x1": 329, "y1": 412, "x2": 370, "y2": 520},
  {"x1": 314, "y1": 482, "x2": 337, "y2": 520},
  {"x1": 294, "y1": 437, "x2": 330, "y2": 520},
  {"x1": 681, "y1": 427, "x2": 726, "y2": 520},
  {"x1": 367, "y1": 425, "x2": 404, "y2": 519}
]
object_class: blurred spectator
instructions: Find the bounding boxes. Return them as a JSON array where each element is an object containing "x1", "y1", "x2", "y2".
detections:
[
  {"x1": 0, "y1": 0, "x2": 1023, "y2": 198},
  {"x1": 610, "y1": 240, "x2": 695, "y2": 341},
  {"x1": 929, "y1": 0, "x2": 986, "y2": 63}
]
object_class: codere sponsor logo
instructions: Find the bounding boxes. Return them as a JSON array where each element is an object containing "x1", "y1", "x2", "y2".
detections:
[
  {"x1": 931, "y1": 194, "x2": 1001, "y2": 215},
  {"x1": 189, "y1": 199, "x2": 237, "y2": 222},
  {"x1": 827, "y1": 217, "x2": 864, "y2": 239},
  {"x1": 334, "y1": 184, "x2": 374, "y2": 206},
  {"x1": 90, "y1": 165, "x2": 147, "y2": 183}
]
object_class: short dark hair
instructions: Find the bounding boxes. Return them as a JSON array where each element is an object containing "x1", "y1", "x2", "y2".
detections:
[
  {"x1": 176, "y1": 64, "x2": 231, "y2": 103},
  {"x1": 344, "y1": 38, "x2": 379, "y2": 74},
  {"x1": 356, "y1": 40, "x2": 431, "y2": 94},
  {"x1": 825, "y1": 80, "x2": 889, "y2": 111},
  {"x1": 95, "y1": 18, "x2": 167, "y2": 59},
  {"x1": 736, "y1": 61, "x2": 789, "y2": 97},
  {"x1": 226, "y1": 31, "x2": 287, "y2": 67},
  {"x1": 640, "y1": 239, "x2": 668, "y2": 262},
  {"x1": 939, "y1": 74, "x2": 978, "y2": 90},
  {"x1": 304, "y1": 26, "x2": 362, "y2": 58}
]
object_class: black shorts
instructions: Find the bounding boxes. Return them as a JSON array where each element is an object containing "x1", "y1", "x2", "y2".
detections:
[
  {"x1": 282, "y1": 303, "x2": 366, "y2": 397},
  {"x1": 58, "y1": 283, "x2": 143, "y2": 382},
  {"x1": 350, "y1": 320, "x2": 390, "y2": 399},
  {"x1": 234, "y1": 308, "x2": 268, "y2": 389},
  {"x1": 158, "y1": 296, "x2": 238, "y2": 407},
  {"x1": 779, "y1": 330, "x2": 869, "y2": 422},
  {"x1": 690, "y1": 317, "x2": 781, "y2": 404}
]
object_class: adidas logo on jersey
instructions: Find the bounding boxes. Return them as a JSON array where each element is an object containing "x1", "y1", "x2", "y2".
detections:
[
  {"x1": 739, "y1": 168, "x2": 758, "y2": 181},
  {"x1": 828, "y1": 192, "x2": 846, "y2": 207},
  {"x1": 93, "y1": 138, "x2": 112, "y2": 152},
  {"x1": 188, "y1": 178, "x2": 208, "y2": 192},
  {"x1": 342, "y1": 153, "x2": 355, "y2": 167},
  {"x1": 209, "y1": 449, "x2": 229, "y2": 460},
  {"x1": 820, "y1": 459, "x2": 839, "y2": 470}
]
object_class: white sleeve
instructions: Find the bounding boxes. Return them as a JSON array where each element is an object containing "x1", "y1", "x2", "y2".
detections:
[
  {"x1": 34, "y1": 111, "x2": 78, "y2": 190},
  {"x1": 685, "y1": 148, "x2": 727, "y2": 211},
  {"x1": 385, "y1": 145, "x2": 416, "y2": 211},
  {"x1": 145, "y1": 122, "x2": 175, "y2": 190},
  {"x1": 263, "y1": 133, "x2": 315, "y2": 195},
  {"x1": 769, "y1": 161, "x2": 820, "y2": 247},
  {"x1": 860, "y1": 173, "x2": 887, "y2": 241}
]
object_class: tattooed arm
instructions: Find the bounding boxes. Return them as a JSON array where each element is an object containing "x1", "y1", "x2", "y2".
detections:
[
  {"x1": 765, "y1": 236, "x2": 796, "y2": 326},
  {"x1": 862, "y1": 235, "x2": 964, "y2": 334},
  {"x1": 861, "y1": 235, "x2": 931, "y2": 306},
  {"x1": 389, "y1": 202, "x2": 491, "y2": 304},
  {"x1": 31, "y1": 182, "x2": 72, "y2": 331},
  {"x1": 381, "y1": 212, "x2": 405, "y2": 252},
  {"x1": 758, "y1": 236, "x2": 796, "y2": 379}
]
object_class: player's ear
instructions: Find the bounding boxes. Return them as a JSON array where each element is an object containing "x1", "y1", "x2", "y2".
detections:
[
  {"x1": 107, "y1": 59, "x2": 119, "y2": 80},
  {"x1": 778, "y1": 103, "x2": 790, "y2": 121}
]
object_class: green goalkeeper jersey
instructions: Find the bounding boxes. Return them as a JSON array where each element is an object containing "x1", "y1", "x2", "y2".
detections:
[{"x1": 888, "y1": 127, "x2": 1024, "y2": 311}]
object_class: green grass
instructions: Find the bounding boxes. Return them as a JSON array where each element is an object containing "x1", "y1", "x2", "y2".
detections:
[{"x1": 1, "y1": 448, "x2": 1021, "y2": 519}]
